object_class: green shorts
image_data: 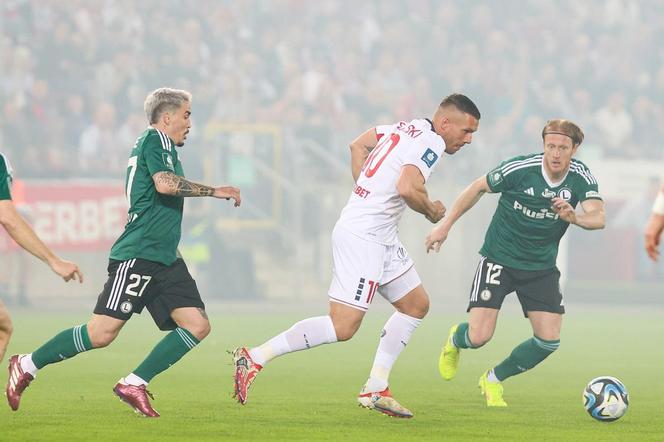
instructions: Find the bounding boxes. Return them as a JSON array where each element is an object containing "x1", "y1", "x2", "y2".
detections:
[{"x1": 466, "y1": 255, "x2": 564, "y2": 317}]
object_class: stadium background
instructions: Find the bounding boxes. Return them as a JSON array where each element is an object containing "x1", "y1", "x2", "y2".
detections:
[
  {"x1": 2, "y1": 1, "x2": 664, "y2": 440},
  {"x1": 2, "y1": 0, "x2": 663, "y2": 308}
]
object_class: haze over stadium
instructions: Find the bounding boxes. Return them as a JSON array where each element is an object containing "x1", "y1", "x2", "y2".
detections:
[{"x1": 1, "y1": 0, "x2": 662, "y2": 440}]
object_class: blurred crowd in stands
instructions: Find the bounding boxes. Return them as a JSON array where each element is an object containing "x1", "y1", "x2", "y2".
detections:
[{"x1": 1, "y1": 0, "x2": 663, "y2": 179}]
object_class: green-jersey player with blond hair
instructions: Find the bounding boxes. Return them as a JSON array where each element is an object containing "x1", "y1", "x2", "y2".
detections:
[{"x1": 426, "y1": 119, "x2": 605, "y2": 406}]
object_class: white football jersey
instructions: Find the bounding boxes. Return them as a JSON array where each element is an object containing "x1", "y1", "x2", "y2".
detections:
[{"x1": 336, "y1": 118, "x2": 446, "y2": 244}]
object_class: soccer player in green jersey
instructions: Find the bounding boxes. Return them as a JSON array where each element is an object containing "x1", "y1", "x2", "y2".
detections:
[
  {"x1": 0, "y1": 154, "x2": 83, "y2": 364},
  {"x1": 425, "y1": 119, "x2": 605, "y2": 406},
  {"x1": 6, "y1": 88, "x2": 241, "y2": 417}
]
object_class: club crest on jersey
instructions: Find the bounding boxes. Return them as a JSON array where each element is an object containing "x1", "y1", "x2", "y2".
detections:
[
  {"x1": 120, "y1": 301, "x2": 133, "y2": 314},
  {"x1": 421, "y1": 148, "x2": 438, "y2": 168},
  {"x1": 480, "y1": 289, "x2": 492, "y2": 301},
  {"x1": 489, "y1": 170, "x2": 503, "y2": 186},
  {"x1": 558, "y1": 188, "x2": 572, "y2": 201},
  {"x1": 162, "y1": 153, "x2": 175, "y2": 171},
  {"x1": 541, "y1": 188, "x2": 556, "y2": 198}
]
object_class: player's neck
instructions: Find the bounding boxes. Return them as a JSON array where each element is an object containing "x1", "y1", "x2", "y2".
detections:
[
  {"x1": 152, "y1": 124, "x2": 173, "y2": 141},
  {"x1": 542, "y1": 162, "x2": 569, "y2": 185}
]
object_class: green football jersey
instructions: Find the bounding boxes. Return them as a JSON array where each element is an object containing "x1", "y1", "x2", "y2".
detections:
[
  {"x1": 110, "y1": 128, "x2": 185, "y2": 265},
  {"x1": 0, "y1": 153, "x2": 13, "y2": 201},
  {"x1": 480, "y1": 153, "x2": 602, "y2": 270}
]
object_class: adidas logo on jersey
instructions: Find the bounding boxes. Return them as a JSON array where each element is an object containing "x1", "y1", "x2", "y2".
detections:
[{"x1": 523, "y1": 187, "x2": 534, "y2": 196}]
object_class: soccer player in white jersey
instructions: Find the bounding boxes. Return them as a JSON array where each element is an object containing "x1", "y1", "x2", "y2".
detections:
[
  {"x1": 233, "y1": 94, "x2": 480, "y2": 418},
  {"x1": 645, "y1": 184, "x2": 664, "y2": 261}
]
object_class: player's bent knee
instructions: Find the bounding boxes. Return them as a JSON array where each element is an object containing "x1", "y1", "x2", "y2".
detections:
[
  {"x1": 415, "y1": 298, "x2": 430, "y2": 318},
  {"x1": 0, "y1": 316, "x2": 13, "y2": 338},
  {"x1": 184, "y1": 320, "x2": 210, "y2": 341},
  {"x1": 468, "y1": 330, "x2": 492, "y2": 347},
  {"x1": 87, "y1": 324, "x2": 119, "y2": 348},
  {"x1": 332, "y1": 320, "x2": 360, "y2": 342},
  {"x1": 334, "y1": 328, "x2": 356, "y2": 342},
  {"x1": 89, "y1": 331, "x2": 117, "y2": 348},
  {"x1": 394, "y1": 294, "x2": 429, "y2": 319}
]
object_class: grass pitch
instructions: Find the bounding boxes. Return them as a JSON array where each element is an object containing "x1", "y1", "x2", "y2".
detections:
[{"x1": 2, "y1": 304, "x2": 662, "y2": 441}]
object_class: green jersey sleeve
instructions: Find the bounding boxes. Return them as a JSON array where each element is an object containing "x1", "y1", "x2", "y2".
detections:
[
  {"x1": 144, "y1": 131, "x2": 176, "y2": 176},
  {"x1": 570, "y1": 159, "x2": 602, "y2": 202},
  {"x1": 486, "y1": 154, "x2": 540, "y2": 193},
  {"x1": 0, "y1": 153, "x2": 13, "y2": 201}
]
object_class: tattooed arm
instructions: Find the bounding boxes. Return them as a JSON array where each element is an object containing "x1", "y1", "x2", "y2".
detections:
[
  {"x1": 153, "y1": 171, "x2": 241, "y2": 206},
  {"x1": 153, "y1": 171, "x2": 214, "y2": 196}
]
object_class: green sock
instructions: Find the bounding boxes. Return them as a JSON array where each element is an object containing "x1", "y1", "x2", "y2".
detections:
[
  {"x1": 32, "y1": 324, "x2": 93, "y2": 369},
  {"x1": 452, "y1": 322, "x2": 480, "y2": 349},
  {"x1": 133, "y1": 327, "x2": 200, "y2": 382},
  {"x1": 493, "y1": 336, "x2": 560, "y2": 381}
]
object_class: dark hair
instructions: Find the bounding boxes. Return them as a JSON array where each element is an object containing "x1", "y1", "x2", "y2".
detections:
[
  {"x1": 541, "y1": 119, "x2": 584, "y2": 146},
  {"x1": 439, "y1": 94, "x2": 481, "y2": 120}
]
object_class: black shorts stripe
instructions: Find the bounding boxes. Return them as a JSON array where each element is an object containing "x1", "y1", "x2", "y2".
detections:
[{"x1": 106, "y1": 260, "x2": 129, "y2": 310}]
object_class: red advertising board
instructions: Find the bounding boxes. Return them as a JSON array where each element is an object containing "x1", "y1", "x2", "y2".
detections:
[{"x1": 3, "y1": 181, "x2": 128, "y2": 251}]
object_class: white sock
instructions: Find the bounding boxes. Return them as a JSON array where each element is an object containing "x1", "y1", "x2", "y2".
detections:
[
  {"x1": 487, "y1": 369, "x2": 500, "y2": 383},
  {"x1": 123, "y1": 373, "x2": 148, "y2": 386},
  {"x1": 363, "y1": 312, "x2": 421, "y2": 393},
  {"x1": 248, "y1": 316, "x2": 337, "y2": 366},
  {"x1": 20, "y1": 354, "x2": 38, "y2": 378}
]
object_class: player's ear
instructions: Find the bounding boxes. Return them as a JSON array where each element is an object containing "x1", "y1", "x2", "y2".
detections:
[{"x1": 440, "y1": 116, "x2": 449, "y2": 130}]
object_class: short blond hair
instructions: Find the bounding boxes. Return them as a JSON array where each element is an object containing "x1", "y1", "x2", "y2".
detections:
[
  {"x1": 541, "y1": 119, "x2": 584, "y2": 146},
  {"x1": 144, "y1": 87, "x2": 192, "y2": 124}
]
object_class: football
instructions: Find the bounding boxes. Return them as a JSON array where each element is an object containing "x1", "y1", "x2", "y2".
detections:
[{"x1": 582, "y1": 376, "x2": 629, "y2": 422}]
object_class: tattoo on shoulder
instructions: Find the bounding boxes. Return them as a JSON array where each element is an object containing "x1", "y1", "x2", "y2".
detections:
[{"x1": 155, "y1": 172, "x2": 214, "y2": 197}]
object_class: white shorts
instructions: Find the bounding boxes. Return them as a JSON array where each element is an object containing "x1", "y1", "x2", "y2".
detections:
[{"x1": 328, "y1": 224, "x2": 422, "y2": 311}]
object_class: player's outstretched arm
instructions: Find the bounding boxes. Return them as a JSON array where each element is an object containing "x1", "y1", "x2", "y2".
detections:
[
  {"x1": 153, "y1": 171, "x2": 241, "y2": 206},
  {"x1": 0, "y1": 200, "x2": 83, "y2": 282},
  {"x1": 396, "y1": 165, "x2": 445, "y2": 223},
  {"x1": 349, "y1": 128, "x2": 379, "y2": 182},
  {"x1": 426, "y1": 175, "x2": 490, "y2": 253},
  {"x1": 552, "y1": 198, "x2": 605, "y2": 230}
]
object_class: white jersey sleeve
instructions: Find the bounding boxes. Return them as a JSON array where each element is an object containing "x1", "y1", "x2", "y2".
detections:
[
  {"x1": 375, "y1": 125, "x2": 392, "y2": 139},
  {"x1": 398, "y1": 136, "x2": 441, "y2": 182},
  {"x1": 336, "y1": 118, "x2": 446, "y2": 244}
]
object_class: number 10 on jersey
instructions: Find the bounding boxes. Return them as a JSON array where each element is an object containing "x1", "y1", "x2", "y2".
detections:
[{"x1": 362, "y1": 133, "x2": 400, "y2": 178}]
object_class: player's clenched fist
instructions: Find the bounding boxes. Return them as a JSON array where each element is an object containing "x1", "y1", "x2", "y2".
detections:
[
  {"x1": 425, "y1": 224, "x2": 449, "y2": 253},
  {"x1": 426, "y1": 200, "x2": 446, "y2": 223},
  {"x1": 551, "y1": 197, "x2": 576, "y2": 224},
  {"x1": 214, "y1": 186, "x2": 241, "y2": 207}
]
